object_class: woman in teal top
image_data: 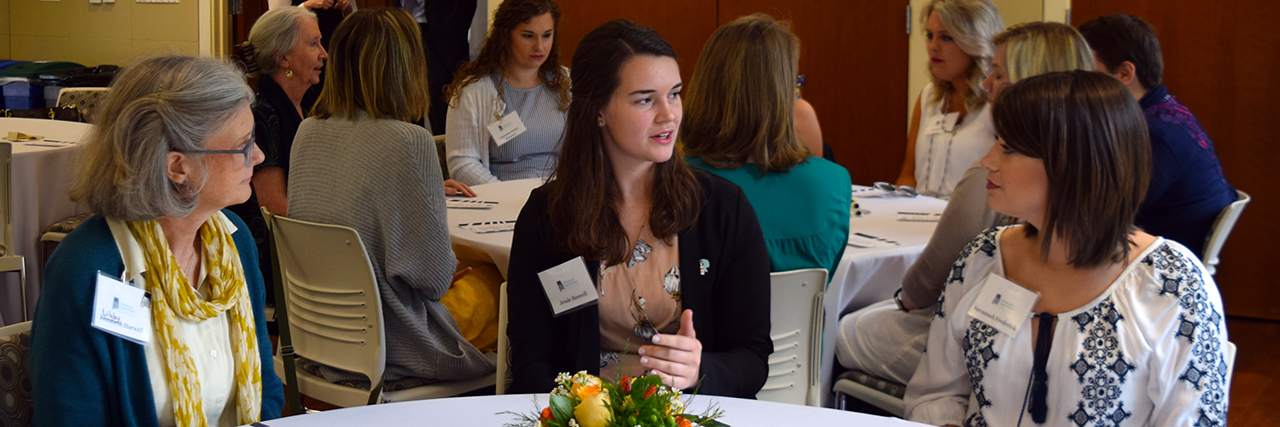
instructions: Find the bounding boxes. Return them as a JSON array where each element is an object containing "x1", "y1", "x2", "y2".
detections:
[{"x1": 682, "y1": 14, "x2": 851, "y2": 277}]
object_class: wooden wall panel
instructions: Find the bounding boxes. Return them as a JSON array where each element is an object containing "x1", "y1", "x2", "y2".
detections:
[
  {"x1": 550, "y1": 0, "x2": 718, "y2": 86},
  {"x1": 718, "y1": 0, "x2": 909, "y2": 183},
  {"x1": 1073, "y1": 2, "x2": 1280, "y2": 320}
]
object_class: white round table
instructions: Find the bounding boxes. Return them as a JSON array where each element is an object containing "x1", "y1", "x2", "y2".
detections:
[
  {"x1": 1, "y1": 118, "x2": 91, "y2": 325},
  {"x1": 445, "y1": 178, "x2": 543, "y2": 278},
  {"x1": 246, "y1": 393, "x2": 929, "y2": 426}
]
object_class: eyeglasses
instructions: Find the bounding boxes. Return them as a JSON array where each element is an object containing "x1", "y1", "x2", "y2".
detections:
[
  {"x1": 182, "y1": 140, "x2": 255, "y2": 168},
  {"x1": 873, "y1": 181, "x2": 919, "y2": 197}
]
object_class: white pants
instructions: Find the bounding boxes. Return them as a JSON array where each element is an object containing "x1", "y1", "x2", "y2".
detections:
[{"x1": 834, "y1": 299, "x2": 934, "y2": 385}]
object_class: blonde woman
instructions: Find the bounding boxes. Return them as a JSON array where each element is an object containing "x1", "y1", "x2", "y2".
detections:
[
  {"x1": 837, "y1": 22, "x2": 1095, "y2": 387},
  {"x1": 895, "y1": 0, "x2": 1004, "y2": 198},
  {"x1": 30, "y1": 55, "x2": 282, "y2": 426},
  {"x1": 288, "y1": 8, "x2": 495, "y2": 385},
  {"x1": 682, "y1": 14, "x2": 851, "y2": 277}
]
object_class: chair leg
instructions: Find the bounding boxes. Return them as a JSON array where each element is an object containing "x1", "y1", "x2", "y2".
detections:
[{"x1": 20, "y1": 259, "x2": 27, "y2": 321}]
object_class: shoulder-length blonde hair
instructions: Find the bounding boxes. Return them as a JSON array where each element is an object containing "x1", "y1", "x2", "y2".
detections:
[
  {"x1": 681, "y1": 13, "x2": 807, "y2": 174},
  {"x1": 921, "y1": 0, "x2": 1004, "y2": 112},
  {"x1": 445, "y1": 0, "x2": 569, "y2": 111},
  {"x1": 71, "y1": 55, "x2": 254, "y2": 221},
  {"x1": 312, "y1": 8, "x2": 428, "y2": 123},
  {"x1": 994, "y1": 21, "x2": 1095, "y2": 84}
]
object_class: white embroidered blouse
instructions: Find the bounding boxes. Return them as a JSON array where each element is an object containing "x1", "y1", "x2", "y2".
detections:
[{"x1": 905, "y1": 226, "x2": 1230, "y2": 427}]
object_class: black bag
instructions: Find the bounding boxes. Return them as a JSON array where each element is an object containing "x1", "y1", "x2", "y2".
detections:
[{"x1": 37, "y1": 65, "x2": 119, "y2": 88}]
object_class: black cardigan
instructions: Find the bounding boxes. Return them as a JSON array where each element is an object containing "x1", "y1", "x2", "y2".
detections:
[{"x1": 506, "y1": 170, "x2": 773, "y2": 398}]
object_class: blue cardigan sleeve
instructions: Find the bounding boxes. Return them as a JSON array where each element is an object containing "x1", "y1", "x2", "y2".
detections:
[{"x1": 29, "y1": 213, "x2": 284, "y2": 426}]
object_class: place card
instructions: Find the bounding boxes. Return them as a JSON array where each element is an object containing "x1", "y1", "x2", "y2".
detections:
[
  {"x1": 459, "y1": 220, "x2": 516, "y2": 234},
  {"x1": 447, "y1": 199, "x2": 498, "y2": 210}
]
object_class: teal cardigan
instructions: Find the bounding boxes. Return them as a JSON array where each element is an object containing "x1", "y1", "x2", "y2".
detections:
[
  {"x1": 688, "y1": 156, "x2": 851, "y2": 278},
  {"x1": 29, "y1": 211, "x2": 284, "y2": 426}
]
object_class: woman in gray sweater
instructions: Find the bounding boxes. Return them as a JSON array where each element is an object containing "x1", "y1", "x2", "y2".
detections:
[{"x1": 287, "y1": 8, "x2": 494, "y2": 385}]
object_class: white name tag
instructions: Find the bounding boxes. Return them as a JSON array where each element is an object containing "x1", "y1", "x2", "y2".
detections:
[
  {"x1": 925, "y1": 112, "x2": 960, "y2": 135},
  {"x1": 91, "y1": 272, "x2": 152, "y2": 344},
  {"x1": 537, "y1": 256, "x2": 599, "y2": 317},
  {"x1": 967, "y1": 274, "x2": 1039, "y2": 336},
  {"x1": 486, "y1": 111, "x2": 528, "y2": 147}
]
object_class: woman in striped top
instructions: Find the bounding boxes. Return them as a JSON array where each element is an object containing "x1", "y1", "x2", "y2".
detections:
[{"x1": 444, "y1": 0, "x2": 571, "y2": 186}]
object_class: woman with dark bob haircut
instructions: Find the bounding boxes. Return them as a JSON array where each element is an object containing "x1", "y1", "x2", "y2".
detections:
[
  {"x1": 506, "y1": 19, "x2": 772, "y2": 397},
  {"x1": 905, "y1": 71, "x2": 1229, "y2": 426},
  {"x1": 31, "y1": 55, "x2": 283, "y2": 426}
]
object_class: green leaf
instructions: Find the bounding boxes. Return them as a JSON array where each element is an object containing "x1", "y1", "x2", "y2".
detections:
[
  {"x1": 681, "y1": 414, "x2": 730, "y2": 427},
  {"x1": 550, "y1": 394, "x2": 576, "y2": 421}
]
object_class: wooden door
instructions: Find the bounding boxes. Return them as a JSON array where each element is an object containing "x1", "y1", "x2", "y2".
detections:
[
  {"x1": 718, "y1": 0, "x2": 909, "y2": 183},
  {"x1": 1072, "y1": 1, "x2": 1280, "y2": 320},
  {"x1": 550, "y1": 0, "x2": 719, "y2": 86}
]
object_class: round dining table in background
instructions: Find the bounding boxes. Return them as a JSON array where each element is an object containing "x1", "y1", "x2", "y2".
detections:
[
  {"x1": 245, "y1": 393, "x2": 931, "y2": 426},
  {"x1": 1, "y1": 117, "x2": 91, "y2": 326},
  {"x1": 445, "y1": 178, "x2": 543, "y2": 278}
]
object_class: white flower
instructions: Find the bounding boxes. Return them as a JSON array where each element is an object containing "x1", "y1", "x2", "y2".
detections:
[{"x1": 568, "y1": 419, "x2": 580, "y2": 427}]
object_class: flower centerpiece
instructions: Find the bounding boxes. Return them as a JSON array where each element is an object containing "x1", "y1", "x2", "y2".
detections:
[{"x1": 504, "y1": 371, "x2": 728, "y2": 427}]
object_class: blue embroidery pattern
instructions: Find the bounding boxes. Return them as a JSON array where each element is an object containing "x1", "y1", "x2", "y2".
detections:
[
  {"x1": 937, "y1": 227, "x2": 1001, "y2": 318},
  {"x1": 1066, "y1": 298, "x2": 1134, "y2": 426},
  {"x1": 1145, "y1": 244, "x2": 1228, "y2": 426},
  {"x1": 963, "y1": 319, "x2": 1000, "y2": 426}
]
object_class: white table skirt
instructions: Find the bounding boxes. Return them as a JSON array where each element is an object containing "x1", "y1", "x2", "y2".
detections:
[
  {"x1": 818, "y1": 190, "x2": 947, "y2": 406},
  {"x1": 246, "y1": 393, "x2": 929, "y2": 426},
  {"x1": 2, "y1": 118, "x2": 91, "y2": 326}
]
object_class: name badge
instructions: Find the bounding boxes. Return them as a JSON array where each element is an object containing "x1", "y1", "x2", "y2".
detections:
[
  {"x1": 967, "y1": 274, "x2": 1039, "y2": 337},
  {"x1": 537, "y1": 256, "x2": 599, "y2": 317},
  {"x1": 91, "y1": 272, "x2": 152, "y2": 344},
  {"x1": 486, "y1": 111, "x2": 528, "y2": 147},
  {"x1": 925, "y1": 112, "x2": 960, "y2": 135}
]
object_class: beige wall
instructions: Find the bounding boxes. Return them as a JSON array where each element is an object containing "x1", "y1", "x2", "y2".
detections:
[
  {"x1": 6, "y1": 0, "x2": 199, "y2": 66},
  {"x1": 906, "y1": 0, "x2": 1069, "y2": 125}
]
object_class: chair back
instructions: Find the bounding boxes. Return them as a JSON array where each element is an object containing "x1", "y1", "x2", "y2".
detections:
[
  {"x1": 1202, "y1": 190, "x2": 1251, "y2": 275},
  {"x1": 55, "y1": 87, "x2": 108, "y2": 123},
  {"x1": 433, "y1": 134, "x2": 449, "y2": 180},
  {"x1": 757, "y1": 268, "x2": 827, "y2": 406},
  {"x1": 0, "y1": 321, "x2": 32, "y2": 426},
  {"x1": 269, "y1": 214, "x2": 387, "y2": 394},
  {"x1": 496, "y1": 282, "x2": 510, "y2": 394}
]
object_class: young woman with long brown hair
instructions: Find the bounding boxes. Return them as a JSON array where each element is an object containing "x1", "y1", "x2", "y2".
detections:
[
  {"x1": 506, "y1": 19, "x2": 772, "y2": 398},
  {"x1": 443, "y1": 0, "x2": 570, "y2": 186}
]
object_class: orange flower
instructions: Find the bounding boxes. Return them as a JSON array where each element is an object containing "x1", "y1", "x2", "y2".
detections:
[
  {"x1": 540, "y1": 407, "x2": 554, "y2": 421},
  {"x1": 675, "y1": 416, "x2": 692, "y2": 427},
  {"x1": 621, "y1": 376, "x2": 632, "y2": 394},
  {"x1": 644, "y1": 385, "x2": 658, "y2": 399}
]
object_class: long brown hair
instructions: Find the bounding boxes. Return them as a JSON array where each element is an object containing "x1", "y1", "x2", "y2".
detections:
[
  {"x1": 445, "y1": 0, "x2": 570, "y2": 111},
  {"x1": 546, "y1": 19, "x2": 702, "y2": 266},
  {"x1": 312, "y1": 8, "x2": 428, "y2": 123},
  {"x1": 993, "y1": 70, "x2": 1150, "y2": 267},
  {"x1": 682, "y1": 13, "x2": 807, "y2": 174}
]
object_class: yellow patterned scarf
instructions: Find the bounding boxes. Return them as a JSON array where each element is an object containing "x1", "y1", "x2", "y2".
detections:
[{"x1": 126, "y1": 217, "x2": 262, "y2": 426}]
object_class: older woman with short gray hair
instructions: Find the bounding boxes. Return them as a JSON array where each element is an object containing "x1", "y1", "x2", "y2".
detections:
[
  {"x1": 227, "y1": 6, "x2": 327, "y2": 301},
  {"x1": 29, "y1": 54, "x2": 284, "y2": 426}
]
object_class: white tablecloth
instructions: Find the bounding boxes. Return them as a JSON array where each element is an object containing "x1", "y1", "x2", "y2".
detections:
[
  {"x1": 247, "y1": 393, "x2": 929, "y2": 426},
  {"x1": 1, "y1": 118, "x2": 90, "y2": 326},
  {"x1": 445, "y1": 178, "x2": 542, "y2": 278},
  {"x1": 818, "y1": 189, "x2": 947, "y2": 406}
]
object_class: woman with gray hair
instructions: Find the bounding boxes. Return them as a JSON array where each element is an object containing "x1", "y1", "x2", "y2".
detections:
[
  {"x1": 29, "y1": 55, "x2": 284, "y2": 426},
  {"x1": 227, "y1": 6, "x2": 325, "y2": 300},
  {"x1": 894, "y1": 0, "x2": 1004, "y2": 198}
]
